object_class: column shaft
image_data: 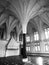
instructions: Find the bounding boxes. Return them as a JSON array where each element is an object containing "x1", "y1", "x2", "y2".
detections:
[{"x1": 22, "y1": 34, "x2": 27, "y2": 58}]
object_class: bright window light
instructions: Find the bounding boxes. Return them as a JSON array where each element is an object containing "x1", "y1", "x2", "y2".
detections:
[
  {"x1": 45, "y1": 28, "x2": 49, "y2": 39},
  {"x1": 26, "y1": 35, "x2": 30, "y2": 42},
  {"x1": 35, "y1": 46, "x2": 38, "y2": 51},
  {"x1": 37, "y1": 46, "x2": 40, "y2": 51},
  {"x1": 26, "y1": 47, "x2": 30, "y2": 52},
  {"x1": 28, "y1": 47, "x2": 30, "y2": 51},
  {"x1": 45, "y1": 44, "x2": 48, "y2": 51},
  {"x1": 26, "y1": 47, "x2": 29, "y2": 52},
  {"x1": 45, "y1": 29, "x2": 48, "y2": 39},
  {"x1": 47, "y1": 28, "x2": 49, "y2": 37},
  {"x1": 34, "y1": 32, "x2": 39, "y2": 41}
]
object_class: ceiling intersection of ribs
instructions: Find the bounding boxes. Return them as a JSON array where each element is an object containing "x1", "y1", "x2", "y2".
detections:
[
  {"x1": 8, "y1": 0, "x2": 47, "y2": 33},
  {"x1": 9, "y1": 0, "x2": 40, "y2": 22},
  {"x1": 0, "y1": 0, "x2": 49, "y2": 34},
  {"x1": 7, "y1": 0, "x2": 49, "y2": 34}
]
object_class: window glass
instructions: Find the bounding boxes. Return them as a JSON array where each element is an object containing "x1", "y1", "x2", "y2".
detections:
[
  {"x1": 26, "y1": 35, "x2": 30, "y2": 42},
  {"x1": 34, "y1": 32, "x2": 39, "y2": 41},
  {"x1": 26, "y1": 47, "x2": 30, "y2": 52},
  {"x1": 45, "y1": 44, "x2": 49, "y2": 51},
  {"x1": 45, "y1": 28, "x2": 49, "y2": 39}
]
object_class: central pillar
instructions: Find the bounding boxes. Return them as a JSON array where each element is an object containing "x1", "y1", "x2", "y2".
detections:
[
  {"x1": 22, "y1": 24, "x2": 27, "y2": 58},
  {"x1": 22, "y1": 34, "x2": 27, "y2": 58}
]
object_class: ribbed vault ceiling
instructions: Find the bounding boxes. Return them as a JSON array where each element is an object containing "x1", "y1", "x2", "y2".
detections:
[{"x1": 0, "y1": 0, "x2": 49, "y2": 37}]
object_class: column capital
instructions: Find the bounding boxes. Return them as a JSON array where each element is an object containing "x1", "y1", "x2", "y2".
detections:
[{"x1": 22, "y1": 23, "x2": 27, "y2": 34}]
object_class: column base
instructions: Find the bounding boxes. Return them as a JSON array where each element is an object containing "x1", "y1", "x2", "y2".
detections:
[{"x1": 22, "y1": 58, "x2": 28, "y2": 62}]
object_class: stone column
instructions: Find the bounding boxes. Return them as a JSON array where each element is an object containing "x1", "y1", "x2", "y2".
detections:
[
  {"x1": 22, "y1": 23, "x2": 27, "y2": 58},
  {"x1": 22, "y1": 34, "x2": 27, "y2": 58}
]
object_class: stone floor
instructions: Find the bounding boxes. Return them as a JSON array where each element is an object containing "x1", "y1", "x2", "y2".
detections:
[{"x1": 0, "y1": 56, "x2": 24, "y2": 65}]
